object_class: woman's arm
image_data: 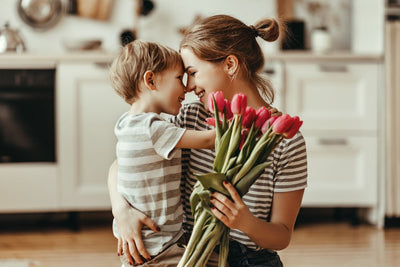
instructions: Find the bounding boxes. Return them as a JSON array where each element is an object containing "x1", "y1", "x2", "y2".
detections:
[
  {"x1": 108, "y1": 160, "x2": 160, "y2": 265},
  {"x1": 210, "y1": 182, "x2": 304, "y2": 250},
  {"x1": 175, "y1": 129, "x2": 215, "y2": 149}
]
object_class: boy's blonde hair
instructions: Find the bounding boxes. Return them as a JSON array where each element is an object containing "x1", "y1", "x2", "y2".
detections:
[{"x1": 110, "y1": 40, "x2": 182, "y2": 104}]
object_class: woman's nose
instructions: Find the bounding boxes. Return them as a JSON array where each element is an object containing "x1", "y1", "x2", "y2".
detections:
[{"x1": 185, "y1": 77, "x2": 196, "y2": 92}]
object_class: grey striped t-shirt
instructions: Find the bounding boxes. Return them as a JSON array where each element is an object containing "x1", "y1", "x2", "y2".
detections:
[
  {"x1": 113, "y1": 112, "x2": 186, "y2": 256},
  {"x1": 173, "y1": 101, "x2": 308, "y2": 251}
]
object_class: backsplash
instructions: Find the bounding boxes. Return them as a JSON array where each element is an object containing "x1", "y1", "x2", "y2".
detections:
[{"x1": 0, "y1": 0, "x2": 276, "y2": 53}]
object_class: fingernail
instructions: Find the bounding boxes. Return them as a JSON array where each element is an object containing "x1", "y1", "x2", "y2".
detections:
[
  {"x1": 117, "y1": 253, "x2": 120, "y2": 256},
  {"x1": 146, "y1": 257, "x2": 151, "y2": 261},
  {"x1": 156, "y1": 226, "x2": 161, "y2": 231},
  {"x1": 223, "y1": 181, "x2": 228, "y2": 185}
]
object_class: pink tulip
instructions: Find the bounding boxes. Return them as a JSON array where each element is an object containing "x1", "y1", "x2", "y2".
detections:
[
  {"x1": 205, "y1": 117, "x2": 216, "y2": 127},
  {"x1": 208, "y1": 91, "x2": 225, "y2": 113},
  {"x1": 272, "y1": 114, "x2": 294, "y2": 134},
  {"x1": 254, "y1": 106, "x2": 271, "y2": 129},
  {"x1": 283, "y1": 116, "x2": 303, "y2": 139},
  {"x1": 231, "y1": 93, "x2": 247, "y2": 115},
  {"x1": 261, "y1": 116, "x2": 279, "y2": 134},
  {"x1": 242, "y1": 106, "x2": 257, "y2": 129},
  {"x1": 224, "y1": 99, "x2": 233, "y2": 120}
]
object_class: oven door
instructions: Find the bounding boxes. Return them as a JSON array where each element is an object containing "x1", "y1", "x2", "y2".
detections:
[{"x1": 0, "y1": 69, "x2": 55, "y2": 163}]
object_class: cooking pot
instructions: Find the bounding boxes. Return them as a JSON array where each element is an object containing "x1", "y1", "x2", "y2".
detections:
[
  {"x1": 0, "y1": 22, "x2": 26, "y2": 53},
  {"x1": 17, "y1": 0, "x2": 65, "y2": 31}
]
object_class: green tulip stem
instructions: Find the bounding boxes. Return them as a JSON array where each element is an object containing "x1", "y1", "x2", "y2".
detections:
[
  {"x1": 178, "y1": 210, "x2": 209, "y2": 267},
  {"x1": 185, "y1": 217, "x2": 217, "y2": 267},
  {"x1": 221, "y1": 115, "x2": 242, "y2": 173}
]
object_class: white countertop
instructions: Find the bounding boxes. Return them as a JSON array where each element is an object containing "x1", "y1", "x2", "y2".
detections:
[{"x1": 0, "y1": 50, "x2": 384, "y2": 68}]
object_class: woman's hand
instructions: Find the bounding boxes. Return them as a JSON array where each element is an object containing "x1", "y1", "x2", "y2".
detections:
[
  {"x1": 114, "y1": 206, "x2": 160, "y2": 265},
  {"x1": 210, "y1": 181, "x2": 254, "y2": 231}
]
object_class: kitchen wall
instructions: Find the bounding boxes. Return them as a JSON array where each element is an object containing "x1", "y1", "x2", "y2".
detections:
[{"x1": 0, "y1": 0, "x2": 277, "y2": 53}]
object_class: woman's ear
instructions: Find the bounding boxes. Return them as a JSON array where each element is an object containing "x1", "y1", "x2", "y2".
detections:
[
  {"x1": 224, "y1": 55, "x2": 239, "y2": 77},
  {"x1": 143, "y1": 70, "x2": 157, "y2": 90}
]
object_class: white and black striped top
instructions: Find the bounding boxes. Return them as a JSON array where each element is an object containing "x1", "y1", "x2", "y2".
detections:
[
  {"x1": 113, "y1": 112, "x2": 186, "y2": 256},
  {"x1": 173, "y1": 101, "x2": 308, "y2": 251}
]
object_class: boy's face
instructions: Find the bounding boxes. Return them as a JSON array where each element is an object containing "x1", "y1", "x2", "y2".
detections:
[{"x1": 154, "y1": 63, "x2": 186, "y2": 115}]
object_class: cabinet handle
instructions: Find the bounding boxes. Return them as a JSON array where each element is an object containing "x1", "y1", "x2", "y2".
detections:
[
  {"x1": 263, "y1": 68, "x2": 275, "y2": 75},
  {"x1": 318, "y1": 138, "x2": 348, "y2": 146},
  {"x1": 94, "y1": 62, "x2": 112, "y2": 69},
  {"x1": 319, "y1": 64, "x2": 348, "y2": 73}
]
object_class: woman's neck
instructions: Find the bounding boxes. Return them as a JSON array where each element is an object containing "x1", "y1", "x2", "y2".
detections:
[{"x1": 231, "y1": 79, "x2": 269, "y2": 109}]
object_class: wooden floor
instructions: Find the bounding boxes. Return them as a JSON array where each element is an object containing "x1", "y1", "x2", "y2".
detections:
[{"x1": 0, "y1": 210, "x2": 399, "y2": 267}]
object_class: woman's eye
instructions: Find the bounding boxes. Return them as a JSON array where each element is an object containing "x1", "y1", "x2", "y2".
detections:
[{"x1": 190, "y1": 71, "x2": 196, "y2": 76}]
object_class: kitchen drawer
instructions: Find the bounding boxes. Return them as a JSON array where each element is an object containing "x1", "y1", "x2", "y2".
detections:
[
  {"x1": 285, "y1": 63, "x2": 379, "y2": 132},
  {"x1": 302, "y1": 135, "x2": 378, "y2": 207}
]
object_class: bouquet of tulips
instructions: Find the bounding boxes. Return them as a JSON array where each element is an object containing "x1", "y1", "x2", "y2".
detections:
[{"x1": 178, "y1": 92, "x2": 303, "y2": 267}]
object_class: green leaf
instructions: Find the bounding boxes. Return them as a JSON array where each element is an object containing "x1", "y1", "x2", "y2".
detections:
[
  {"x1": 236, "y1": 123, "x2": 256, "y2": 165},
  {"x1": 194, "y1": 173, "x2": 230, "y2": 196},
  {"x1": 231, "y1": 136, "x2": 270, "y2": 184},
  {"x1": 213, "y1": 122, "x2": 233, "y2": 172},
  {"x1": 212, "y1": 96, "x2": 222, "y2": 147},
  {"x1": 234, "y1": 161, "x2": 272, "y2": 196},
  {"x1": 225, "y1": 164, "x2": 242, "y2": 180}
]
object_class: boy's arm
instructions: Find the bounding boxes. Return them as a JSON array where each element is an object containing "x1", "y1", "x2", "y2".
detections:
[{"x1": 175, "y1": 129, "x2": 215, "y2": 149}]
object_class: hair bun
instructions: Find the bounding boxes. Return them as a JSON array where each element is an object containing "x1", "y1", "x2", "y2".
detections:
[{"x1": 253, "y1": 18, "x2": 280, "y2": 42}]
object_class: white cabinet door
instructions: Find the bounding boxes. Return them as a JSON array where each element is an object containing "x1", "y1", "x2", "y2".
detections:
[
  {"x1": 285, "y1": 63, "x2": 378, "y2": 132},
  {"x1": 302, "y1": 135, "x2": 378, "y2": 207},
  {"x1": 57, "y1": 63, "x2": 129, "y2": 210}
]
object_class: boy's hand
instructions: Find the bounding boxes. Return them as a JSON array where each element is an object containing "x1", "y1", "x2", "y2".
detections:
[
  {"x1": 269, "y1": 107, "x2": 282, "y2": 117},
  {"x1": 115, "y1": 207, "x2": 160, "y2": 265}
]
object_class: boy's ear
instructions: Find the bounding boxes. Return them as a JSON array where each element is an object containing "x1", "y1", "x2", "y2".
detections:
[
  {"x1": 143, "y1": 70, "x2": 157, "y2": 90},
  {"x1": 224, "y1": 55, "x2": 239, "y2": 76}
]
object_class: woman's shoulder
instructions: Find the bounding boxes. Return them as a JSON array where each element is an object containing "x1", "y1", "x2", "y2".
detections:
[
  {"x1": 181, "y1": 101, "x2": 209, "y2": 117},
  {"x1": 178, "y1": 101, "x2": 211, "y2": 130},
  {"x1": 274, "y1": 131, "x2": 307, "y2": 159}
]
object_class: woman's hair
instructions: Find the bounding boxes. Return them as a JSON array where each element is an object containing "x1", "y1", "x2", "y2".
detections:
[
  {"x1": 180, "y1": 14, "x2": 282, "y2": 104},
  {"x1": 109, "y1": 40, "x2": 182, "y2": 104}
]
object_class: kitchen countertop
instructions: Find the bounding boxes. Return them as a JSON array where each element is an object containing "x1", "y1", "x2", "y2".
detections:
[{"x1": 0, "y1": 50, "x2": 384, "y2": 68}]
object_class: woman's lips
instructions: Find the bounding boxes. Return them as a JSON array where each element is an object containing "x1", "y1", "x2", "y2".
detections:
[{"x1": 196, "y1": 90, "x2": 205, "y2": 99}]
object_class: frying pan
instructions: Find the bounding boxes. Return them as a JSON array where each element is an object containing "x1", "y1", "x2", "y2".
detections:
[{"x1": 17, "y1": 0, "x2": 65, "y2": 31}]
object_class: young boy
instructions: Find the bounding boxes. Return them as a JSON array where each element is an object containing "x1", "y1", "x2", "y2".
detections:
[{"x1": 109, "y1": 40, "x2": 215, "y2": 267}]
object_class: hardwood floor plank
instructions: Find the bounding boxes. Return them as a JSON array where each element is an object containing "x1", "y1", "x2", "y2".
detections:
[{"x1": 1, "y1": 212, "x2": 400, "y2": 267}]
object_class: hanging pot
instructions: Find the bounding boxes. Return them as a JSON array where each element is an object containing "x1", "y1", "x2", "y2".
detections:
[{"x1": 17, "y1": 0, "x2": 66, "y2": 31}]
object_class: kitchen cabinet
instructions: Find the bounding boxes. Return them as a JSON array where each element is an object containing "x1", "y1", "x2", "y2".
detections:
[
  {"x1": 57, "y1": 62, "x2": 128, "y2": 210},
  {"x1": 283, "y1": 61, "x2": 382, "y2": 223}
]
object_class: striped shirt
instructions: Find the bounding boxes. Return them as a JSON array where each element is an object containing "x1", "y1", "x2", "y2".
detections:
[
  {"x1": 172, "y1": 101, "x2": 308, "y2": 251},
  {"x1": 113, "y1": 112, "x2": 186, "y2": 256}
]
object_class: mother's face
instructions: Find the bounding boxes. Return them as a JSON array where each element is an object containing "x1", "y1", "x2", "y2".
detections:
[{"x1": 181, "y1": 47, "x2": 231, "y2": 109}]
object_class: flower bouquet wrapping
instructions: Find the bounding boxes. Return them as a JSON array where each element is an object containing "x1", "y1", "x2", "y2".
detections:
[{"x1": 178, "y1": 92, "x2": 303, "y2": 267}]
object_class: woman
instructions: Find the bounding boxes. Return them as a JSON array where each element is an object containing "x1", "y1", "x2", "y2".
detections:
[{"x1": 108, "y1": 15, "x2": 307, "y2": 266}]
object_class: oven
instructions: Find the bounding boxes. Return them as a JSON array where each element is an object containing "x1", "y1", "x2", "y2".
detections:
[
  {"x1": 0, "y1": 65, "x2": 58, "y2": 212},
  {"x1": 0, "y1": 69, "x2": 55, "y2": 163}
]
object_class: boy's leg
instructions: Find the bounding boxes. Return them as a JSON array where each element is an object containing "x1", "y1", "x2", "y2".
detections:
[{"x1": 144, "y1": 243, "x2": 185, "y2": 267}]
